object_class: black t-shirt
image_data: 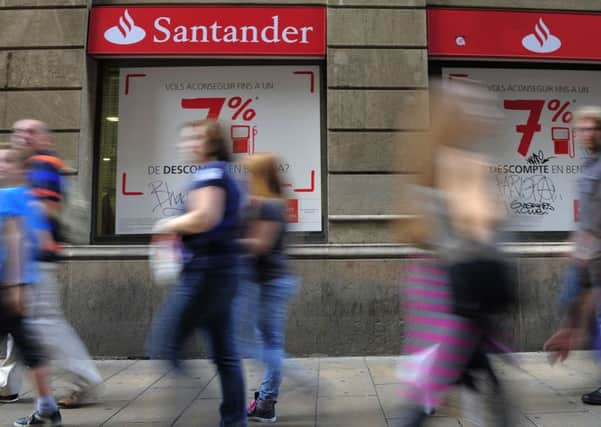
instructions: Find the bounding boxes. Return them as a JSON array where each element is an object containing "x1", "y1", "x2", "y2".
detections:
[{"x1": 252, "y1": 199, "x2": 289, "y2": 282}]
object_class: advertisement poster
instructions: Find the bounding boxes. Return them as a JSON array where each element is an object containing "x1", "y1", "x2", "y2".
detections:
[
  {"x1": 443, "y1": 68, "x2": 601, "y2": 231},
  {"x1": 116, "y1": 66, "x2": 322, "y2": 234}
]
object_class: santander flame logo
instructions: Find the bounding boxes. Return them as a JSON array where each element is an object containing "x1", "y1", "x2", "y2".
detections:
[
  {"x1": 104, "y1": 9, "x2": 146, "y2": 45},
  {"x1": 522, "y1": 18, "x2": 561, "y2": 53}
]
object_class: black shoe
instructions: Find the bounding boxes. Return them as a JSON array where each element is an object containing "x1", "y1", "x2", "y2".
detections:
[
  {"x1": 396, "y1": 407, "x2": 427, "y2": 427},
  {"x1": 13, "y1": 410, "x2": 62, "y2": 426},
  {"x1": 0, "y1": 394, "x2": 19, "y2": 403},
  {"x1": 247, "y1": 392, "x2": 277, "y2": 423},
  {"x1": 582, "y1": 387, "x2": 601, "y2": 405}
]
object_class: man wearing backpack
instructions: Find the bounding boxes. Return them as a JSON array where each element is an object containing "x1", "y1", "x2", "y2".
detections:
[{"x1": 0, "y1": 119, "x2": 102, "y2": 408}]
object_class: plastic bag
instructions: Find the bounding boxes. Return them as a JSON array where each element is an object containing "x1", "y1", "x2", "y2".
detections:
[
  {"x1": 149, "y1": 234, "x2": 182, "y2": 286},
  {"x1": 398, "y1": 344, "x2": 440, "y2": 414}
]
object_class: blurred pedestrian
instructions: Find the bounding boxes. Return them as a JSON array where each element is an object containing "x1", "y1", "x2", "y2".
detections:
[
  {"x1": 0, "y1": 120, "x2": 102, "y2": 409},
  {"x1": 543, "y1": 106, "x2": 601, "y2": 405},
  {"x1": 0, "y1": 144, "x2": 62, "y2": 426},
  {"x1": 236, "y1": 153, "x2": 299, "y2": 423},
  {"x1": 147, "y1": 119, "x2": 247, "y2": 427},
  {"x1": 397, "y1": 80, "x2": 513, "y2": 426}
]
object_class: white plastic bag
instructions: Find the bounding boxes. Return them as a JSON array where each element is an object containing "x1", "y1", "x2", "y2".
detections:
[
  {"x1": 149, "y1": 234, "x2": 182, "y2": 286},
  {"x1": 397, "y1": 344, "x2": 440, "y2": 414}
]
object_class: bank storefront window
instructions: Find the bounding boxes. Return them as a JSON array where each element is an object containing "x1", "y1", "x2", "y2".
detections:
[
  {"x1": 94, "y1": 62, "x2": 324, "y2": 242},
  {"x1": 428, "y1": 7, "x2": 601, "y2": 241}
]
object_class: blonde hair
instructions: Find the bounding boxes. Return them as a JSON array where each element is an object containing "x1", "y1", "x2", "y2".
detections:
[
  {"x1": 574, "y1": 106, "x2": 601, "y2": 128},
  {"x1": 243, "y1": 153, "x2": 285, "y2": 200}
]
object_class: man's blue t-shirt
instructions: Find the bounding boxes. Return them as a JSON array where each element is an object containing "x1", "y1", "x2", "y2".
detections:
[
  {"x1": 0, "y1": 186, "x2": 49, "y2": 284},
  {"x1": 181, "y1": 161, "x2": 243, "y2": 262}
]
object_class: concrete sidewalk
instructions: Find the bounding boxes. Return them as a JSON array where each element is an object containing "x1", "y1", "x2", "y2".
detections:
[{"x1": 1, "y1": 353, "x2": 601, "y2": 426}]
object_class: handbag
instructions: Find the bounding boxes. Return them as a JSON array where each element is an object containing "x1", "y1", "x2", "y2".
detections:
[{"x1": 448, "y1": 248, "x2": 516, "y2": 318}]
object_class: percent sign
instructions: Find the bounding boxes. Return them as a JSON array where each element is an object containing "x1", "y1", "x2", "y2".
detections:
[
  {"x1": 229, "y1": 97, "x2": 256, "y2": 121},
  {"x1": 181, "y1": 97, "x2": 256, "y2": 121},
  {"x1": 547, "y1": 99, "x2": 573, "y2": 123}
]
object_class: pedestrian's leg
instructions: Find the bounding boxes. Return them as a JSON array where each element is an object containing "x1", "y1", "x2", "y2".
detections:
[
  {"x1": 206, "y1": 313, "x2": 246, "y2": 427},
  {"x1": 146, "y1": 268, "x2": 207, "y2": 372},
  {"x1": 256, "y1": 276, "x2": 297, "y2": 402},
  {"x1": 0, "y1": 335, "x2": 24, "y2": 400},
  {"x1": 35, "y1": 263, "x2": 101, "y2": 386},
  {"x1": 233, "y1": 278, "x2": 261, "y2": 360},
  {"x1": 205, "y1": 269, "x2": 246, "y2": 427},
  {"x1": 8, "y1": 315, "x2": 62, "y2": 426}
]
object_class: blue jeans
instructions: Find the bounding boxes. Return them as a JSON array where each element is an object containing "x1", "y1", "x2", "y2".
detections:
[
  {"x1": 235, "y1": 275, "x2": 298, "y2": 401},
  {"x1": 147, "y1": 258, "x2": 247, "y2": 427}
]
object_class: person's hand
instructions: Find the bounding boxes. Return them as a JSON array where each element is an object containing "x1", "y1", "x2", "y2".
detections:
[
  {"x1": 152, "y1": 217, "x2": 175, "y2": 235},
  {"x1": 569, "y1": 327, "x2": 587, "y2": 351},
  {"x1": 543, "y1": 328, "x2": 574, "y2": 365}
]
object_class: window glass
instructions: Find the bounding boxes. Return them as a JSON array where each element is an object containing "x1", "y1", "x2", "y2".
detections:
[{"x1": 94, "y1": 63, "x2": 324, "y2": 242}]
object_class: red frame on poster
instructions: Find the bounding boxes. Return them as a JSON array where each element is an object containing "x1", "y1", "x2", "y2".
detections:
[
  {"x1": 88, "y1": 6, "x2": 326, "y2": 56},
  {"x1": 428, "y1": 8, "x2": 601, "y2": 61}
]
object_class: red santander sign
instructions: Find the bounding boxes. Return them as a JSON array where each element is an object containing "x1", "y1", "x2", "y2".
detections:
[
  {"x1": 429, "y1": 8, "x2": 601, "y2": 61},
  {"x1": 88, "y1": 6, "x2": 326, "y2": 56}
]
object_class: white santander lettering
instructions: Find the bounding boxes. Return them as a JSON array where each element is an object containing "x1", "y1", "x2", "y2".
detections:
[
  {"x1": 223, "y1": 26, "x2": 238, "y2": 43},
  {"x1": 300, "y1": 26, "x2": 314, "y2": 44},
  {"x1": 240, "y1": 26, "x2": 258, "y2": 43},
  {"x1": 210, "y1": 22, "x2": 222, "y2": 42},
  {"x1": 261, "y1": 16, "x2": 280, "y2": 43},
  {"x1": 151, "y1": 15, "x2": 316, "y2": 46},
  {"x1": 153, "y1": 17, "x2": 171, "y2": 43},
  {"x1": 190, "y1": 25, "x2": 208, "y2": 42},
  {"x1": 282, "y1": 26, "x2": 299, "y2": 43},
  {"x1": 173, "y1": 25, "x2": 188, "y2": 42}
]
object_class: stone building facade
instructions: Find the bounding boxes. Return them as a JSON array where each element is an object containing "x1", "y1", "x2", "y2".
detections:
[{"x1": 1, "y1": 0, "x2": 598, "y2": 356}]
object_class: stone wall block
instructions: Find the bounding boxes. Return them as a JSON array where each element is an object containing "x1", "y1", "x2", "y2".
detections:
[
  {"x1": 330, "y1": 0, "x2": 424, "y2": 5},
  {"x1": 3, "y1": 91, "x2": 81, "y2": 130},
  {"x1": 328, "y1": 221, "x2": 399, "y2": 244},
  {"x1": 1, "y1": 1, "x2": 86, "y2": 5},
  {"x1": 328, "y1": 131, "x2": 426, "y2": 173},
  {"x1": 7, "y1": 50, "x2": 84, "y2": 88},
  {"x1": 329, "y1": 174, "x2": 417, "y2": 215},
  {"x1": 0, "y1": 52, "x2": 7, "y2": 89},
  {"x1": 55, "y1": 133, "x2": 80, "y2": 167},
  {"x1": 64, "y1": 260, "x2": 158, "y2": 356},
  {"x1": 328, "y1": 90, "x2": 428, "y2": 130},
  {"x1": 0, "y1": 94, "x2": 6, "y2": 130},
  {"x1": 328, "y1": 49, "x2": 427, "y2": 88},
  {"x1": 517, "y1": 257, "x2": 567, "y2": 351},
  {"x1": 328, "y1": 9, "x2": 426, "y2": 46},
  {"x1": 297, "y1": 259, "x2": 403, "y2": 356},
  {"x1": 0, "y1": 9, "x2": 85, "y2": 48},
  {"x1": 428, "y1": 0, "x2": 601, "y2": 10}
]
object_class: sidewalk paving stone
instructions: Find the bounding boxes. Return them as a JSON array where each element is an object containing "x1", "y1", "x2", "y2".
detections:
[{"x1": 4, "y1": 353, "x2": 601, "y2": 426}]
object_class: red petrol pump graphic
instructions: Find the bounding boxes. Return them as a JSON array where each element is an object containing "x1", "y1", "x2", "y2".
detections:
[
  {"x1": 231, "y1": 125, "x2": 257, "y2": 154},
  {"x1": 551, "y1": 127, "x2": 574, "y2": 157}
]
